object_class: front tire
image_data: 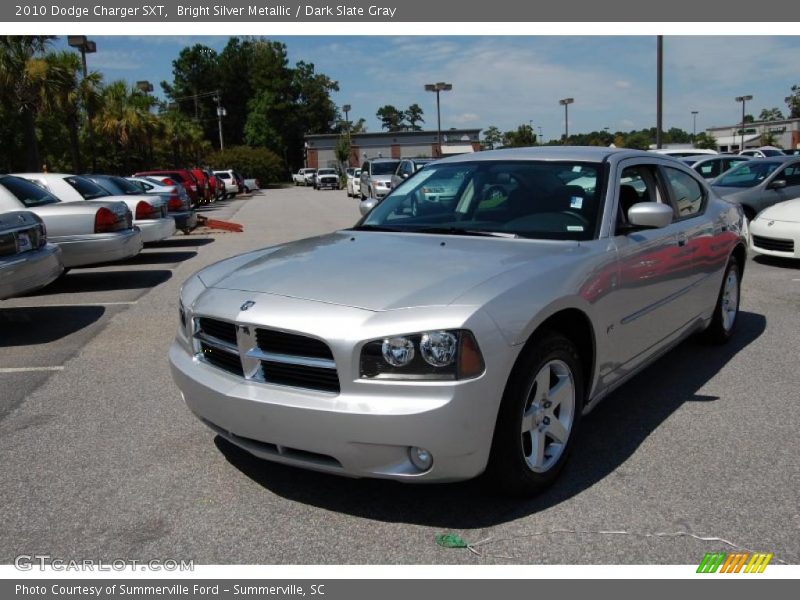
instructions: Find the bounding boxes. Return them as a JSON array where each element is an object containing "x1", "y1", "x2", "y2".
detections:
[
  {"x1": 487, "y1": 331, "x2": 584, "y2": 496},
  {"x1": 701, "y1": 255, "x2": 741, "y2": 345}
]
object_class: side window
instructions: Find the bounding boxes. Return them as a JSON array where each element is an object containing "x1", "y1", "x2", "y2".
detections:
[
  {"x1": 663, "y1": 167, "x2": 705, "y2": 218},
  {"x1": 781, "y1": 165, "x2": 800, "y2": 187},
  {"x1": 696, "y1": 160, "x2": 721, "y2": 179},
  {"x1": 617, "y1": 164, "x2": 664, "y2": 232}
]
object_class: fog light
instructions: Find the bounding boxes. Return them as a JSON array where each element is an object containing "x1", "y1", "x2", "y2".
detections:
[{"x1": 409, "y1": 446, "x2": 433, "y2": 471}]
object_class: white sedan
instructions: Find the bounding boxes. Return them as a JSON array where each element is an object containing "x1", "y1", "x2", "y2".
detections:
[
  {"x1": 14, "y1": 173, "x2": 175, "y2": 243},
  {"x1": 750, "y1": 198, "x2": 800, "y2": 259},
  {"x1": 0, "y1": 210, "x2": 63, "y2": 300},
  {"x1": 345, "y1": 168, "x2": 362, "y2": 197}
]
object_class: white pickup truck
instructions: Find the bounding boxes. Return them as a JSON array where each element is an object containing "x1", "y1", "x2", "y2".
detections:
[{"x1": 292, "y1": 168, "x2": 317, "y2": 186}]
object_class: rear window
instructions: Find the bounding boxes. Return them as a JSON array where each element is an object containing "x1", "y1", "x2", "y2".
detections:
[
  {"x1": 65, "y1": 176, "x2": 110, "y2": 200},
  {"x1": 0, "y1": 176, "x2": 60, "y2": 207},
  {"x1": 217, "y1": 172, "x2": 231, "y2": 179}
]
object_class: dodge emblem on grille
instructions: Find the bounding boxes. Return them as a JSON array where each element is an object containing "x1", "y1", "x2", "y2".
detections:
[{"x1": 240, "y1": 300, "x2": 256, "y2": 311}]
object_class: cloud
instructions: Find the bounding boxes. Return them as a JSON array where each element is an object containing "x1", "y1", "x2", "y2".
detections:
[{"x1": 450, "y1": 112, "x2": 480, "y2": 124}]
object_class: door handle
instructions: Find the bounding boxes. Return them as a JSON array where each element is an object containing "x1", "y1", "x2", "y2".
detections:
[{"x1": 677, "y1": 235, "x2": 687, "y2": 247}]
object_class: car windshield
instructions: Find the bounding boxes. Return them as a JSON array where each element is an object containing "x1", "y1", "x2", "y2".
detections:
[
  {"x1": 0, "y1": 175, "x2": 60, "y2": 207},
  {"x1": 714, "y1": 161, "x2": 782, "y2": 188},
  {"x1": 759, "y1": 149, "x2": 784, "y2": 157},
  {"x1": 318, "y1": 169, "x2": 336, "y2": 175},
  {"x1": 357, "y1": 160, "x2": 602, "y2": 241},
  {"x1": 65, "y1": 176, "x2": 111, "y2": 200},
  {"x1": 371, "y1": 161, "x2": 400, "y2": 175}
]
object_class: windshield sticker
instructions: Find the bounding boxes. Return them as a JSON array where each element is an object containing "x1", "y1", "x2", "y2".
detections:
[
  {"x1": 570, "y1": 196, "x2": 583, "y2": 209},
  {"x1": 567, "y1": 225, "x2": 584, "y2": 232}
]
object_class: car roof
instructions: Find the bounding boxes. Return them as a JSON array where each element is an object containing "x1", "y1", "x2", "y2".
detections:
[
  {"x1": 744, "y1": 155, "x2": 798, "y2": 163},
  {"x1": 432, "y1": 146, "x2": 651, "y2": 165},
  {"x1": 365, "y1": 158, "x2": 400, "y2": 163}
]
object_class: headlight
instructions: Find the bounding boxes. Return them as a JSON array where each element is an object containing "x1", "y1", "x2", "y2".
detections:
[
  {"x1": 178, "y1": 273, "x2": 206, "y2": 339},
  {"x1": 360, "y1": 330, "x2": 484, "y2": 380}
]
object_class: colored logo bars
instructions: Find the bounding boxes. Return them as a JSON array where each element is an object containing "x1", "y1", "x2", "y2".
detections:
[{"x1": 697, "y1": 552, "x2": 773, "y2": 573}]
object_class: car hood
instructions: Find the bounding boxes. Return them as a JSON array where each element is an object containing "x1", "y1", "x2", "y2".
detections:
[
  {"x1": 756, "y1": 198, "x2": 800, "y2": 222},
  {"x1": 712, "y1": 186, "x2": 757, "y2": 200},
  {"x1": 200, "y1": 231, "x2": 579, "y2": 311}
]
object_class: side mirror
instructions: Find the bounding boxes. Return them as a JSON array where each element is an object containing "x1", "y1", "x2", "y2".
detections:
[
  {"x1": 401, "y1": 173, "x2": 409, "y2": 179},
  {"x1": 359, "y1": 197, "x2": 379, "y2": 216},
  {"x1": 768, "y1": 179, "x2": 787, "y2": 190},
  {"x1": 627, "y1": 202, "x2": 674, "y2": 229}
]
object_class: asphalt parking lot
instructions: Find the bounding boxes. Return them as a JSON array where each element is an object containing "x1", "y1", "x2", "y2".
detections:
[{"x1": 1, "y1": 185, "x2": 798, "y2": 565}]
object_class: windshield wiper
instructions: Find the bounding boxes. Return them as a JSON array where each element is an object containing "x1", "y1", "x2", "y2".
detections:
[{"x1": 414, "y1": 226, "x2": 518, "y2": 238}]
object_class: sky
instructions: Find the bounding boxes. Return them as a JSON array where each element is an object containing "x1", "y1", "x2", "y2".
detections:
[{"x1": 52, "y1": 35, "x2": 800, "y2": 143}]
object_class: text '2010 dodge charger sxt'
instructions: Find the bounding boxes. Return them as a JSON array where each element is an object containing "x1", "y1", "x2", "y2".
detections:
[{"x1": 170, "y1": 147, "x2": 746, "y2": 495}]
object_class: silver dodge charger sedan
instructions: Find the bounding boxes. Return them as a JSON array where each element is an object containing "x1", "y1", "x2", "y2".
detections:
[{"x1": 170, "y1": 147, "x2": 746, "y2": 495}]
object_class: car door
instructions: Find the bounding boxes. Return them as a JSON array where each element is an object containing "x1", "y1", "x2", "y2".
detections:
[
  {"x1": 770, "y1": 161, "x2": 800, "y2": 204},
  {"x1": 606, "y1": 160, "x2": 700, "y2": 380}
]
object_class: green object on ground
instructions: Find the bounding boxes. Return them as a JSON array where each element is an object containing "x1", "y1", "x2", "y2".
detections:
[{"x1": 435, "y1": 533, "x2": 468, "y2": 548}]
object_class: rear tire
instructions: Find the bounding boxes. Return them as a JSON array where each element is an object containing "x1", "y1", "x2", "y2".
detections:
[
  {"x1": 487, "y1": 331, "x2": 584, "y2": 496},
  {"x1": 701, "y1": 255, "x2": 741, "y2": 345}
]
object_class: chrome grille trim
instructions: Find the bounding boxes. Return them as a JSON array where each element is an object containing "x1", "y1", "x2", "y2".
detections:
[{"x1": 245, "y1": 349, "x2": 336, "y2": 370}]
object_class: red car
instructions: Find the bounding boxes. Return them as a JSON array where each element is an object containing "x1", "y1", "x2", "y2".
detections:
[
  {"x1": 133, "y1": 170, "x2": 200, "y2": 206},
  {"x1": 190, "y1": 168, "x2": 212, "y2": 204}
]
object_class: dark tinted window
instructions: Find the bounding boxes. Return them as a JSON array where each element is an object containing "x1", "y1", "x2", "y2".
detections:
[
  {"x1": 694, "y1": 160, "x2": 721, "y2": 179},
  {"x1": 0, "y1": 176, "x2": 60, "y2": 207},
  {"x1": 65, "y1": 176, "x2": 110, "y2": 200},
  {"x1": 781, "y1": 164, "x2": 800, "y2": 186},
  {"x1": 370, "y1": 161, "x2": 400, "y2": 175}
]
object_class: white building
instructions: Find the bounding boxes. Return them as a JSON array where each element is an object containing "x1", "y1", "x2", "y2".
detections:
[{"x1": 706, "y1": 118, "x2": 800, "y2": 153}]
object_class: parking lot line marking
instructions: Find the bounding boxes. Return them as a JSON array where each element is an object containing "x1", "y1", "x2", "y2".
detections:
[{"x1": 0, "y1": 366, "x2": 64, "y2": 373}]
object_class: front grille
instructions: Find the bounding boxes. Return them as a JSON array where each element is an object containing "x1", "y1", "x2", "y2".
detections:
[
  {"x1": 200, "y1": 342, "x2": 244, "y2": 377},
  {"x1": 753, "y1": 235, "x2": 794, "y2": 253},
  {"x1": 261, "y1": 361, "x2": 340, "y2": 393},
  {"x1": 255, "y1": 329, "x2": 333, "y2": 359},
  {"x1": 255, "y1": 328, "x2": 340, "y2": 393},
  {"x1": 197, "y1": 317, "x2": 237, "y2": 345},
  {"x1": 194, "y1": 319, "x2": 340, "y2": 393}
]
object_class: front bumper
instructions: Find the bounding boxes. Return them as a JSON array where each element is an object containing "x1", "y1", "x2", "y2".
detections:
[
  {"x1": 138, "y1": 217, "x2": 176, "y2": 243},
  {"x1": 317, "y1": 179, "x2": 339, "y2": 189},
  {"x1": 0, "y1": 243, "x2": 63, "y2": 300},
  {"x1": 51, "y1": 228, "x2": 143, "y2": 268},
  {"x1": 168, "y1": 293, "x2": 513, "y2": 482},
  {"x1": 750, "y1": 218, "x2": 800, "y2": 259}
]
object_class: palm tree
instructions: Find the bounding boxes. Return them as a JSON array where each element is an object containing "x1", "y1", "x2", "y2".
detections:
[
  {"x1": 95, "y1": 80, "x2": 159, "y2": 172},
  {"x1": 0, "y1": 36, "x2": 56, "y2": 170},
  {"x1": 44, "y1": 50, "x2": 103, "y2": 172}
]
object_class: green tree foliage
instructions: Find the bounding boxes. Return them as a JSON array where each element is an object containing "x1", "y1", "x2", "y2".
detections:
[
  {"x1": 758, "y1": 107, "x2": 785, "y2": 122},
  {"x1": 502, "y1": 124, "x2": 537, "y2": 147},
  {"x1": 694, "y1": 132, "x2": 717, "y2": 150},
  {"x1": 204, "y1": 145, "x2": 284, "y2": 184},
  {"x1": 787, "y1": 85, "x2": 800, "y2": 119},
  {"x1": 404, "y1": 103, "x2": 425, "y2": 131},
  {"x1": 481, "y1": 125, "x2": 503, "y2": 150},
  {"x1": 376, "y1": 105, "x2": 405, "y2": 131}
]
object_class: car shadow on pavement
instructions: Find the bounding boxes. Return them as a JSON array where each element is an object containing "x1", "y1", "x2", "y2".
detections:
[
  {"x1": 147, "y1": 237, "x2": 215, "y2": 248},
  {"x1": 118, "y1": 251, "x2": 197, "y2": 265},
  {"x1": 752, "y1": 255, "x2": 800, "y2": 270},
  {"x1": 0, "y1": 305, "x2": 106, "y2": 346},
  {"x1": 28, "y1": 270, "x2": 172, "y2": 294},
  {"x1": 216, "y1": 310, "x2": 766, "y2": 529}
]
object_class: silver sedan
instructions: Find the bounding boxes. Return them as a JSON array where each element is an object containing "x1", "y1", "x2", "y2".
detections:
[
  {"x1": 14, "y1": 173, "x2": 175, "y2": 243},
  {"x1": 170, "y1": 147, "x2": 746, "y2": 495},
  {"x1": 0, "y1": 210, "x2": 63, "y2": 300},
  {"x1": 0, "y1": 175, "x2": 142, "y2": 268}
]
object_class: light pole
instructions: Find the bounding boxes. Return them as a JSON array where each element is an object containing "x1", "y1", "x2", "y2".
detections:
[
  {"x1": 559, "y1": 98, "x2": 574, "y2": 144},
  {"x1": 691, "y1": 111, "x2": 699, "y2": 145},
  {"x1": 538, "y1": 126, "x2": 543, "y2": 145},
  {"x1": 68, "y1": 35, "x2": 97, "y2": 171},
  {"x1": 342, "y1": 103, "x2": 352, "y2": 169},
  {"x1": 214, "y1": 93, "x2": 226, "y2": 151},
  {"x1": 656, "y1": 35, "x2": 663, "y2": 149},
  {"x1": 424, "y1": 82, "x2": 452, "y2": 157},
  {"x1": 735, "y1": 95, "x2": 753, "y2": 152}
]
